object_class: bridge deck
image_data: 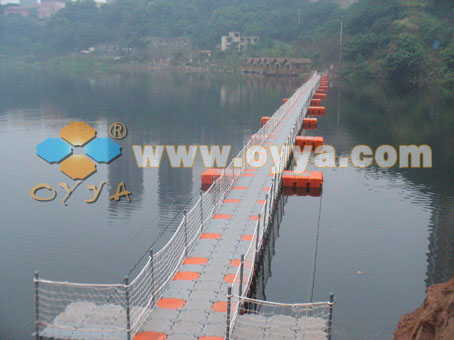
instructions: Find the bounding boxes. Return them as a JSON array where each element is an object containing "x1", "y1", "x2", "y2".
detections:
[{"x1": 139, "y1": 77, "x2": 320, "y2": 340}]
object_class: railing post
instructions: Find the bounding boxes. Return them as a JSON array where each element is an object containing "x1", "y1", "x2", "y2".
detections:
[
  {"x1": 183, "y1": 210, "x2": 188, "y2": 256},
  {"x1": 264, "y1": 193, "x2": 268, "y2": 222},
  {"x1": 327, "y1": 292, "x2": 334, "y2": 340},
  {"x1": 239, "y1": 254, "x2": 244, "y2": 296},
  {"x1": 222, "y1": 168, "x2": 227, "y2": 200},
  {"x1": 149, "y1": 248, "x2": 155, "y2": 304},
  {"x1": 34, "y1": 271, "x2": 40, "y2": 340},
  {"x1": 226, "y1": 286, "x2": 232, "y2": 340},
  {"x1": 269, "y1": 178, "x2": 274, "y2": 210},
  {"x1": 124, "y1": 276, "x2": 131, "y2": 340},
  {"x1": 212, "y1": 176, "x2": 217, "y2": 205},
  {"x1": 200, "y1": 191, "x2": 203, "y2": 229},
  {"x1": 255, "y1": 214, "x2": 261, "y2": 252},
  {"x1": 274, "y1": 173, "x2": 278, "y2": 198}
]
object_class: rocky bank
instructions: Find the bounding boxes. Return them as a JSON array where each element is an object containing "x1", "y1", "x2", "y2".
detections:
[{"x1": 393, "y1": 277, "x2": 454, "y2": 340}]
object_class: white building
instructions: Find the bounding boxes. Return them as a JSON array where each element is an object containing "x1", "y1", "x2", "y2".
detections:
[
  {"x1": 1, "y1": 0, "x2": 20, "y2": 4},
  {"x1": 221, "y1": 32, "x2": 259, "y2": 52}
]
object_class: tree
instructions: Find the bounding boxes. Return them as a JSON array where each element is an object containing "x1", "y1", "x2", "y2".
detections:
[{"x1": 384, "y1": 33, "x2": 426, "y2": 83}]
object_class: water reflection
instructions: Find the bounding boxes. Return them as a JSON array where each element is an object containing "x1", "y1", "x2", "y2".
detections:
[
  {"x1": 263, "y1": 78, "x2": 454, "y2": 340},
  {"x1": 250, "y1": 193, "x2": 288, "y2": 301},
  {"x1": 335, "y1": 79, "x2": 454, "y2": 287},
  {"x1": 0, "y1": 69, "x2": 299, "y2": 339}
]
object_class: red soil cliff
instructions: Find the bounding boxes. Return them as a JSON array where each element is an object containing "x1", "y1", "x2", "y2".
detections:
[{"x1": 393, "y1": 277, "x2": 454, "y2": 340}]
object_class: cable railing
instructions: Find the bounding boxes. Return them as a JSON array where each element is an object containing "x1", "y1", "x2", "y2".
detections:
[
  {"x1": 33, "y1": 73, "x2": 321, "y2": 340},
  {"x1": 225, "y1": 73, "x2": 334, "y2": 339}
]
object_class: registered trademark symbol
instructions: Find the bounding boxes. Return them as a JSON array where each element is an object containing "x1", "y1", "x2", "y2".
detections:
[{"x1": 109, "y1": 122, "x2": 128, "y2": 140}]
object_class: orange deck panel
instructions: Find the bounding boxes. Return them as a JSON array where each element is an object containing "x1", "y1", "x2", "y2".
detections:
[
  {"x1": 230, "y1": 259, "x2": 241, "y2": 267},
  {"x1": 224, "y1": 199, "x2": 241, "y2": 203},
  {"x1": 134, "y1": 331, "x2": 167, "y2": 340},
  {"x1": 241, "y1": 234, "x2": 253, "y2": 241},
  {"x1": 212, "y1": 301, "x2": 228, "y2": 313},
  {"x1": 157, "y1": 298, "x2": 186, "y2": 310},
  {"x1": 184, "y1": 257, "x2": 209, "y2": 265},
  {"x1": 200, "y1": 233, "x2": 222, "y2": 239},
  {"x1": 213, "y1": 214, "x2": 232, "y2": 220},
  {"x1": 173, "y1": 272, "x2": 201, "y2": 281},
  {"x1": 224, "y1": 274, "x2": 235, "y2": 284}
]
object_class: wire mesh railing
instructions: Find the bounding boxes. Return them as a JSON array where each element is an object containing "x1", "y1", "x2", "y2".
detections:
[
  {"x1": 229, "y1": 296, "x2": 334, "y2": 340},
  {"x1": 33, "y1": 72, "x2": 321, "y2": 340},
  {"x1": 225, "y1": 73, "x2": 332, "y2": 339}
]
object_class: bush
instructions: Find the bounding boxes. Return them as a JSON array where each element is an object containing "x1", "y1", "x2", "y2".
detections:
[{"x1": 383, "y1": 33, "x2": 426, "y2": 83}]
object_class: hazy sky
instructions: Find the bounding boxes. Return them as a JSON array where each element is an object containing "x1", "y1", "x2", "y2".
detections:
[
  {"x1": 1, "y1": 0, "x2": 20, "y2": 4},
  {"x1": 0, "y1": 0, "x2": 108, "y2": 4}
]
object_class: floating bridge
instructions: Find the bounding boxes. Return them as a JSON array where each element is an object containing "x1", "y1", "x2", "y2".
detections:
[{"x1": 34, "y1": 73, "x2": 334, "y2": 340}]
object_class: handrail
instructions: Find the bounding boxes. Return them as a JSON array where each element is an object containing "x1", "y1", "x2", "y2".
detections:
[{"x1": 33, "y1": 72, "x2": 321, "y2": 340}]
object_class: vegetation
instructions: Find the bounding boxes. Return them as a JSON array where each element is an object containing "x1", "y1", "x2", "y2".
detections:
[
  {"x1": 339, "y1": 0, "x2": 454, "y2": 86},
  {"x1": 0, "y1": 0, "x2": 453, "y2": 87}
]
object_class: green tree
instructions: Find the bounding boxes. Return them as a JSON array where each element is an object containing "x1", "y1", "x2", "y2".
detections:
[{"x1": 383, "y1": 33, "x2": 426, "y2": 83}]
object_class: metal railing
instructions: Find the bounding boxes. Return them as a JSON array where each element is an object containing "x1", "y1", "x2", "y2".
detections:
[
  {"x1": 225, "y1": 73, "x2": 332, "y2": 339},
  {"x1": 33, "y1": 73, "x2": 321, "y2": 340}
]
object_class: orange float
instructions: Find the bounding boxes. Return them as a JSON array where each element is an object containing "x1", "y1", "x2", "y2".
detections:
[
  {"x1": 261, "y1": 116, "x2": 270, "y2": 127},
  {"x1": 313, "y1": 93, "x2": 327, "y2": 100},
  {"x1": 303, "y1": 118, "x2": 317, "y2": 129},
  {"x1": 295, "y1": 136, "x2": 324, "y2": 148},
  {"x1": 282, "y1": 171, "x2": 323, "y2": 189},
  {"x1": 308, "y1": 106, "x2": 326, "y2": 116}
]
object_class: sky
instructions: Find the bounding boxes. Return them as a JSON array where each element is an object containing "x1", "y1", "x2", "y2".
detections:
[{"x1": 0, "y1": 0, "x2": 108, "y2": 5}]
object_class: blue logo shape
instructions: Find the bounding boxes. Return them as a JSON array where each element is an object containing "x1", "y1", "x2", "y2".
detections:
[
  {"x1": 36, "y1": 138, "x2": 72, "y2": 163},
  {"x1": 85, "y1": 137, "x2": 121, "y2": 163}
]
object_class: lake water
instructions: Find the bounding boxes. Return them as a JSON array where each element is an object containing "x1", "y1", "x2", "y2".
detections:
[{"x1": 0, "y1": 70, "x2": 452, "y2": 340}]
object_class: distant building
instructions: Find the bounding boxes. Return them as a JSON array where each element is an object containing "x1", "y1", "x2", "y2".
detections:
[
  {"x1": 149, "y1": 37, "x2": 193, "y2": 61},
  {"x1": 3, "y1": 5, "x2": 35, "y2": 16},
  {"x1": 0, "y1": 0, "x2": 20, "y2": 4},
  {"x1": 150, "y1": 37, "x2": 192, "y2": 50},
  {"x1": 38, "y1": 0, "x2": 65, "y2": 19},
  {"x1": 221, "y1": 32, "x2": 259, "y2": 52},
  {"x1": 20, "y1": 0, "x2": 37, "y2": 6},
  {"x1": 200, "y1": 50, "x2": 212, "y2": 57},
  {"x1": 243, "y1": 57, "x2": 312, "y2": 76},
  {"x1": 3, "y1": 0, "x2": 64, "y2": 18},
  {"x1": 198, "y1": 50, "x2": 212, "y2": 64}
]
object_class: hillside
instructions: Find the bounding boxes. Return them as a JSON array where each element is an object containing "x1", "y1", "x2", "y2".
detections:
[
  {"x1": 339, "y1": 0, "x2": 454, "y2": 87},
  {"x1": 1, "y1": 0, "x2": 453, "y2": 87}
]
